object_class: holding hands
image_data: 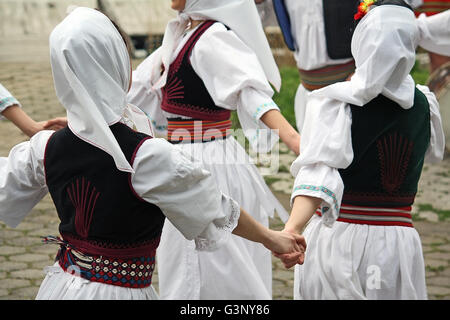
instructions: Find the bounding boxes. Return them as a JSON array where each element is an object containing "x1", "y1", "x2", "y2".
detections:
[
  {"x1": 272, "y1": 228, "x2": 306, "y2": 269},
  {"x1": 2, "y1": 105, "x2": 67, "y2": 138},
  {"x1": 28, "y1": 117, "x2": 68, "y2": 137},
  {"x1": 272, "y1": 195, "x2": 323, "y2": 269},
  {"x1": 265, "y1": 229, "x2": 306, "y2": 268},
  {"x1": 42, "y1": 117, "x2": 68, "y2": 132},
  {"x1": 232, "y1": 207, "x2": 306, "y2": 268}
]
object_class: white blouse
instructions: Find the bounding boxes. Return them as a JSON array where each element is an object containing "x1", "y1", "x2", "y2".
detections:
[
  {"x1": 0, "y1": 126, "x2": 240, "y2": 251},
  {"x1": 128, "y1": 22, "x2": 280, "y2": 153},
  {"x1": 417, "y1": 10, "x2": 450, "y2": 56},
  {"x1": 290, "y1": 85, "x2": 446, "y2": 227},
  {"x1": 284, "y1": 0, "x2": 354, "y2": 70}
]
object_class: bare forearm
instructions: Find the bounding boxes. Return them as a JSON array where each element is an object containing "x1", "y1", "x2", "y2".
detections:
[
  {"x1": 260, "y1": 109, "x2": 300, "y2": 155},
  {"x1": 2, "y1": 105, "x2": 40, "y2": 137},
  {"x1": 233, "y1": 207, "x2": 306, "y2": 257},
  {"x1": 232, "y1": 208, "x2": 270, "y2": 246},
  {"x1": 284, "y1": 196, "x2": 322, "y2": 234}
]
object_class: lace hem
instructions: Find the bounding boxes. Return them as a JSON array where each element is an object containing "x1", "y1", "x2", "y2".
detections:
[{"x1": 194, "y1": 197, "x2": 241, "y2": 252}]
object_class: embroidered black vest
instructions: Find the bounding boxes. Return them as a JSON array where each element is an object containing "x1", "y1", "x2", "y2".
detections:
[
  {"x1": 160, "y1": 20, "x2": 231, "y2": 121},
  {"x1": 323, "y1": 0, "x2": 413, "y2": 60},
  {"x1": 44, "y1": 122, "x2": 166, "y2": 258},
  {"x1": 323, "y1": 0, "x2": 360, "y2": 59},
  {"x1": 339, "y1": 88, "x2": 431, "y2": 207}
]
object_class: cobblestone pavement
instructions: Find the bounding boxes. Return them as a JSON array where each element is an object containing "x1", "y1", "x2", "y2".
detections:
[{"x1": 0, "y1": 60, "x2": 449, "y2": 300}]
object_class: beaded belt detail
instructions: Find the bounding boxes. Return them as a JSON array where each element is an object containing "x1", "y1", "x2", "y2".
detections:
[
  {"x1": 167, "y1": 118, "x2": 232, "y2": 144},
  {"x1": 316, "y1": 204, "x2": 414, "y2": 227},
  {"x1": 42, "y1": 236, "x2": 156, "y2": 288},
  {"x1": 299, "y1": 60, "x2": 356, "y2": 91}
]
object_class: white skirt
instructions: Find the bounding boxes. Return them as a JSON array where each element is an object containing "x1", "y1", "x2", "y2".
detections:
[
  {"x1": 157, "y1": 136, "x2": 288, "y2": 300},
  {"x1": 294, "y1": 215, "x2": 428, "y2": 300},
  {"x1": 35, "y1": 263, "x2": 159, "y2": 300}
]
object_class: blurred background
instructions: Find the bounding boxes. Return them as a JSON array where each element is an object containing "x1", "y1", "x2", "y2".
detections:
[{"x1": 0, "y1": 0, "x2": 448, "y2": 300}]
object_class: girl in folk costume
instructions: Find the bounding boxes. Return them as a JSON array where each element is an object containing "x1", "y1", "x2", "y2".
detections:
[
  {"x1": 278, "y1": 0, "x2": 424, "y2": 132},
  {"x1": 0, "y1": 83, "x2": 66, "y2": 137},
  {"x1": 280, "y1": 0, "x2": 359, "y2": 132},
  {"x1": 128, "y1": 0, "x2": 301, "y2": 299},
  {"x1": 277, "y1": 3, "x2": 445, "y2": 299},
  {"x1": 0, "y1": 7, "x2": 305, "y2": 300}
]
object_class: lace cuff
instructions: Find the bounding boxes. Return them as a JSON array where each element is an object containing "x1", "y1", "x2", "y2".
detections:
[{"x1": 194, "y1": 195, "x2": 241, "y2": 252}]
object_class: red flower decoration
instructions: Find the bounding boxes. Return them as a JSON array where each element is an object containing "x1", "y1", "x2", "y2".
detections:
[{"x1": 354, "y1": 0, "x2": 377, "y2": 21}]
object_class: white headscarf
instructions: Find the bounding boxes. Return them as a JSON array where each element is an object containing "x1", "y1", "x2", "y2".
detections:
[
  {"x1": 311, "y1": 5, "x2": 420, "y2": 109},
  {"x1": 50, "y1": 7, "x2": 153, "y2": 173},
  {"x1": 151, "y1": 0, "x2": 281, "y2": 91}
]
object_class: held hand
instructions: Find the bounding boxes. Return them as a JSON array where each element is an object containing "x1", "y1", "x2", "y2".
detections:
[
  {"x1": 264, "y1": 229, "x2": 306, "y2": 269},
  {"x1": 43, "y1": 117, "x2": 68, "y2": 131},
  {"x1": 26, "y1": 121, "x2": 46, "y2": 137},
  {"x1": 272, "y1": 229, "x2": 307, "y2": 269}
]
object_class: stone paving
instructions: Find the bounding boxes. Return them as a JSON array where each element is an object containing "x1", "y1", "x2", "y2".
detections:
[{"x1": 0, "y1": 57, "x2": 449, "y2": 300}]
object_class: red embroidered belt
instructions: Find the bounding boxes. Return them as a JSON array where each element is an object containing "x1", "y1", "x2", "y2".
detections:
[
  {"x1": 167, "y1": 118, "x2": 232, "y2": 144},
  {"x1": 415, "y1": 0, "x2": 450, "y2": 16},
  {"x1": 316, "y1": 203, "x2": 414, "y2": 227},
  {"x1": 299, "y1": 60, "x2": 356, "y2": 91},
  {"x1": 42, "y1": 236, "x2": 156, "y2": 288}
]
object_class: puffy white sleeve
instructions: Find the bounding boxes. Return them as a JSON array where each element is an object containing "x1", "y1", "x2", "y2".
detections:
[
  {"x1": 417, "y1": 11, "x2": 450, "y2": 56},
  {"x1": 290, "y1": 95, "x2": 353, "y2": 227},
  {"x1": 0, "y1": 130, "x2": 52, "y2": 228},
  {"x1": 127, "y1": 49, "x2": 168, "y2": 138},
  {"x1": 190, "y1": 23, "x2": 280, "y2": 152},
  {"x1": 417, "y1": 84, "x2": 446, "y2": 163},
  {"x1": 0, "y1": 83, "x2": 22, "y2": 120},
  {"x1": 131, "y1": 138, "x2": 241, "y2": 251}
]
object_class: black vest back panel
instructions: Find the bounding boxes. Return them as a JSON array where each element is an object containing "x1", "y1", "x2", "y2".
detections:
[
  {"x1": 44, "y1": 123, "x2": 166, "y2": 249},
  {"x1": 339, "y1": 88, "x2": 431, "y2": 207},
  {"x1": 323, "y1": 0, "x2": 360, "y2": 59}
]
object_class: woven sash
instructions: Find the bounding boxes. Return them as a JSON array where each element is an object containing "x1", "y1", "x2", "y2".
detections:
[
  {"x1": 316, "y1": 203, "x2": 414, "y2": 227},
  {"x1": 415, "y1": 0, "x2": 450, "y2": 16},
  {"x1": 167, "y1": 118, "x2": 232, "y2": 144},
  {"x1": 299, "y1": 60, "x2": 356, "y2": 91},
  {"x1": 42, "y1": 236, "x2": 156, "y2": 288}
]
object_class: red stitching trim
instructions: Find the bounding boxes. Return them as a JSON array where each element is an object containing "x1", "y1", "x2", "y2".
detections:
[
  {"x1": 337, "y1": 218, "x2": 413, "y2": 227},
  {"x1": 161, "y1": 21, "x2": 229, "y2": 121},
  {"x1": 377, "y1": 133, "x2": 413, "y2": 194},
  {"x1": 67, "y1": 177, "x2": 100, "y2": 239},
  {"x1": 315, "y1": 210, "x2": 414, "y2": 227},
  {"x1": 161, "y1": 100, "x2": 231, "y2": 121},
  {"x1": 43, "y1": 131, "x2": 57, "y2": 186},
  {"x1": 168, "y1": 20, "x2": 216, "y2": 75},
  {"x1": 128, "y1": 136, "x2": 152, "y2": 202}
]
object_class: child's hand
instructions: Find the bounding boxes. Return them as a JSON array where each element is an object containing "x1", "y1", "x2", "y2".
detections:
[
  {"x1": 264, "y1": 229, "x2": 306, "y2": 269},
  {"x1": 43, "y1": 117, "x2": 68, "y2": 131},
  {"x1": 272, "y1": 228, "x2": 307, "y2": 269}
]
